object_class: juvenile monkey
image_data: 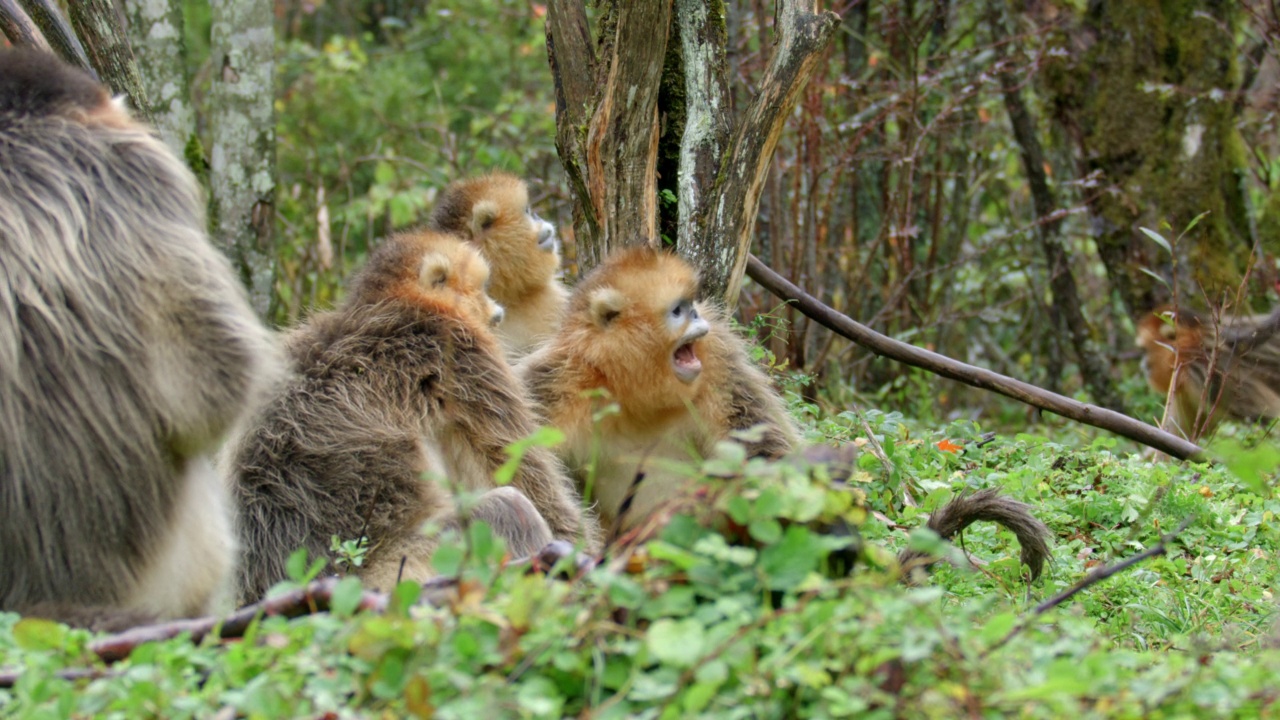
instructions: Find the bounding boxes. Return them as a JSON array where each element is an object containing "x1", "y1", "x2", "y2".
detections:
[
  {"x1": 227, "y1": 229, "x2": 600, "y2": 603},
  {"x1": 519, "y1": 247, "x2": 1050, "y2": 578},
  {"x1": 0, "y1": 50, "x2": 280, "y2": 629},
  {"x1": 429, "y1": 173, "x2": 568, "y2": 357},
  {"x1": 518, "y1": 246, "x2": 798, "y2": 535},
  {"x1": 1136, "y1": 305, "x2": 1280, "y2": 439}
]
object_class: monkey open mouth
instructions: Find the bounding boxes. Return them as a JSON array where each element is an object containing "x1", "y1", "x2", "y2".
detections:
[{"x1": 671, "y1": 324, "x2": 709, "y2": 383}]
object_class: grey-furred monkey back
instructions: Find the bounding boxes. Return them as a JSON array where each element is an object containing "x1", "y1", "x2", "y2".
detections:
[{"x1": 0, "y1": 49, "x2": 280, "y2": 628}]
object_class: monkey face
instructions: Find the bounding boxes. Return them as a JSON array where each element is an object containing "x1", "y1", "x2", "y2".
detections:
[
  {"x1": 415, "y1": 238, "x2": 505, "y2": 330},
  {"x1": 667, "y1": 298, "x2": 710, "y2": 383},
  {"x1": 568, "y1": 248, "x2": 713, "y2": 414},
  {"x1": 435, "y1": 173, "x2": 561, "y2": 305}
]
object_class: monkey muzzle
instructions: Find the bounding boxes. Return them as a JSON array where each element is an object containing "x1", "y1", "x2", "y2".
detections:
[
  {"x1": 671, "y1": 319, "x2": 710, "y2": 384},
  {"x1": 536, "y1": 221, "x2": 557, "y2": 252}
]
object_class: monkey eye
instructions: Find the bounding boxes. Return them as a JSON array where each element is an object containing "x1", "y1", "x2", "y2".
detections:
[{"x1": 670, "y1": 299, "x2": 696, "y2": 320}]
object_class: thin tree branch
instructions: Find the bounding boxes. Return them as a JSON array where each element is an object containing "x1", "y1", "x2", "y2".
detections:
[
  {"x1": 0, "y1": 0, "x2": 49, "y2": 51},
  {"x1": 17, "y1": 0, "x2": 94, "y2": 77},
  {"x1": 983, "y1": 515, "x2": 1195, "y2": 656},
  {"x1": 0, "y1": 542, "x2": 593, "y2": 686},
  {"x1": 746, "y1": 254, "x2": 1208, "y2": 460},
  {"x1": 1000, "y1": 63, "x2": 1124, "y2": 413}
]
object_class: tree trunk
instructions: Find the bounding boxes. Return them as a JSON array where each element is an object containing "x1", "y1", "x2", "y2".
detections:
[
  {"x1": 546, "y1": 0, "x2": 839, "y2": 308},
  {"x1": 209, "y1": 0, "x2": 277, "y2": 319},
  {"x1": 17, "y1": 0, "x2": 95, "y2": 77},
  {"x1": 1044, "y1": 0, "x2": 1259, "y2": 314},
  {"x1": 996, "y1": 20, "x2": 1125, "y2": 413},
  {"x1": 125, "y1": 0, "x2": 194, "y2": 157},
  {"x1": 67, "y1": 0, "x2": 151, "y2": 117}
]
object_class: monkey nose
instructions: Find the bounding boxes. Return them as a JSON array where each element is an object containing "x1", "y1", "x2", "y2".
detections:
[
  {"x1": 537, "y1": 224, "x2": 556, "y2": 251},
  {"x1": 490, "y1": 305, "x2": 506, "y2": 327}
]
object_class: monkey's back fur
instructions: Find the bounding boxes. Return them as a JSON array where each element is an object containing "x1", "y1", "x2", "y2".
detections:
[
  {"x1": 228, "y1": 231, "x2": 599, "y2": 603},
  {"x1": 0, "y1": 49, "x2": 278, "y2": 621}
]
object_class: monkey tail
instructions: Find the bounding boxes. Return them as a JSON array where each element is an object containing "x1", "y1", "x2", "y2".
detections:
[{"x1": 896, "y1": 488, "x2": 1052, "y2": 582}]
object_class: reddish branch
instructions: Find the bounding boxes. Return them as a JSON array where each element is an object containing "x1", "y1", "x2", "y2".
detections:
[
  {"x1": 0, "y1": 542, "x2": 594, "y2": 687},
  {"x1": 746, "y1": 254, "x2": 1208, "y2": 460}
]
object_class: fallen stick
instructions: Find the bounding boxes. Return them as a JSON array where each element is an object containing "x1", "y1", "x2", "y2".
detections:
[
  {"x1": 982, "y1": 515, "x2": 1195, "y2": 656},
  {"x1": 745, "y1": 255, "x2": 1207, "y2": 461},
  {"x1": 0, "y1": 541, "x2": 593, "y2": 687}
]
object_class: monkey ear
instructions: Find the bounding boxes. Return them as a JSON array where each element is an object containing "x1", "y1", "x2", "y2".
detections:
[
  {"x1": 109, "y1": 95, "x2": 132, "y2": 117},
  {"x1": 588, "y1": 287, "x2": 626, "y2": 326},
  {"x1": 472, "y1": 201, "x2": 500, "y2": 235},
  {"x1": 418, "y1": 252, "x2": 451, "y2": 289}
]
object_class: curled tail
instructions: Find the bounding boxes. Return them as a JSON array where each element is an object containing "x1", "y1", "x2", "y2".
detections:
[{"x1": 897, "y1": 489, "x2": 1052, "y2": 582}]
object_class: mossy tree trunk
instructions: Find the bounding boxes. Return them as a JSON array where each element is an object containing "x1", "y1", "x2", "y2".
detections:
[
  {"x1": 210, "y1": 0, "x2": 277, "y2": 318},
  {"x1": 125, "y1": 0, "x2": 195, "y2": 157},
  {"x1": 1044, "y1": 0, "x2": 1259, "y2": 314},
  {"x1": 546, "y1": 0, "x2": 839, "y2": 308}
]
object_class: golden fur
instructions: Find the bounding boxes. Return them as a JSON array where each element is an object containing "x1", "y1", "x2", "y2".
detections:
[
  {"x1": 429, "y1": 173, "x2": 569, "y2": 356},
  {"x1": 227, "y1": 230, "x2": 599, "y2": 602},
  {"x1": 1137, "y1": 305, "x2": 1280, "y2": 439},
  {"x1": 518, "y1": 247, "x2": 799, "y2": 535}
]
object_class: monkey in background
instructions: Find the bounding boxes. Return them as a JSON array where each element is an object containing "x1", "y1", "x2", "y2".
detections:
[
  {"x1": 227, "y1": 229, "x2": 600, "y2": 604},
  {"x1": 0, "y1": 49, "x2": 281, "y2": 630},
  {"x1": 1136, "y1": 305, "x2": 1280, "y2": 440},
  {"x1": 518, "y1": 246, "x2": 1051, "y2": 578},
  {"x1": 429, "y1": 173, "x2": 568, "y2": 357}
]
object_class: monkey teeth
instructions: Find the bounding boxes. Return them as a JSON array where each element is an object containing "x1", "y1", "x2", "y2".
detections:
[{"x1": 672, "y1": 343, "x2": 702, "y2": 383}]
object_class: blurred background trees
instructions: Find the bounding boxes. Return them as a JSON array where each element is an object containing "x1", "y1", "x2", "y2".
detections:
[{"x1": 7, "y1": 0, "x2": 1278, "y2": 429}]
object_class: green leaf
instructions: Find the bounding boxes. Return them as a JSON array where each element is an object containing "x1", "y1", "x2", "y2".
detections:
[
  {"x1": 760, "y1": 525, "x2": 823, "y2": 589},
  {"x1": 1139, "y1": 226, "x2": 1172, "y2": 254},
  {"x1": 329, "y1": 576, "x2": 364, "y2": 618},
  {"x1": 12, "y1": 618, "x2": 67, "y2": 651},
  {"x1": 646, "y1": 618, "x2": 706, "y2": 668},
  {"x1": 432, "y1": 542, "x2": 463, "y2": 576}
]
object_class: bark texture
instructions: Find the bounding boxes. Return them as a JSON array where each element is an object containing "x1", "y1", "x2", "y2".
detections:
[
  {"x1": 0, "y1": 0, "x2": 49, "y2": 52},
  {"x1": 18, "y1": 0, "x2": 95, "y2": 76},
  {"x1": 546, "y1": 0, "x2": 839, "y2": 307},
  {"x1": 67, "y1": 0, "x2": 150, "y2": 117},
  {"x1": 1044, "y1": 0, "x2": 1258, "y2": 313},
  {"x1": 209, "y1": 0, "x2": 277, "y2": 318},
  {"x1": 125, "y1": 0, "x2": 194, "y2": 156}
]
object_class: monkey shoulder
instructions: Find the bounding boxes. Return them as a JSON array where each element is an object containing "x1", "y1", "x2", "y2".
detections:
[{"x1": 701, "y1": 324, "x2": 799, "y2": 458}]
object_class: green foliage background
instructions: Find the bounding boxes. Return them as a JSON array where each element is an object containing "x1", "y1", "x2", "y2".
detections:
[{"x1": 3, "y1": 2, "x2": 1280, "y2": 718}]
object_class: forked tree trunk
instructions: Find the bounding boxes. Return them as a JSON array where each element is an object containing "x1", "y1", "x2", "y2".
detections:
[{"x1": 546, "y1": 0, "x2": 839, "y2": 307}]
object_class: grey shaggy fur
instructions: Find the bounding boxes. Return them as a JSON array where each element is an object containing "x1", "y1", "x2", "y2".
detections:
[
  {"x1": 228, "y1": 234, "x2": 599, "y2": 604},
  {"x1": 0, "y1": 50, "x2": 279, "y2": 621}
]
